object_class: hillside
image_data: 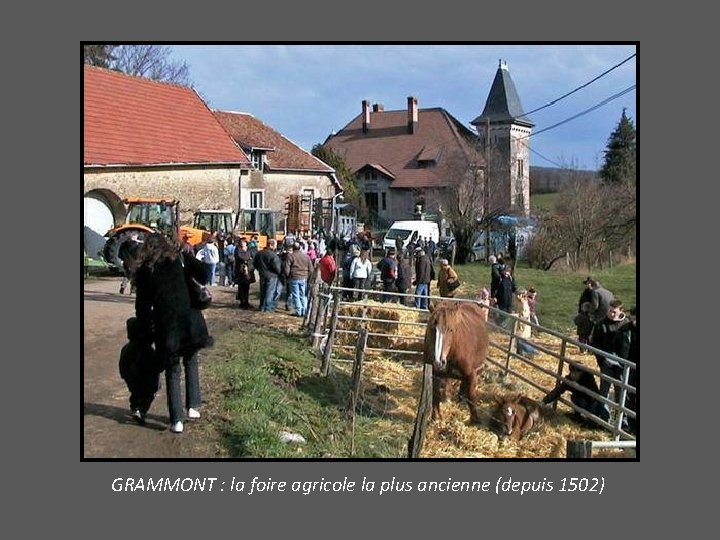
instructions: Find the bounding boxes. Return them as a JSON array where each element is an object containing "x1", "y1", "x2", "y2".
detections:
[{"x1": 530, "y1": 166, "x2": 597, "y2": 194}]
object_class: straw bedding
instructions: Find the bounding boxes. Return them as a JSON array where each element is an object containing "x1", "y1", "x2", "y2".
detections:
[{"x1": 332, "y1": 306, "x2": 622, "y2": 458}]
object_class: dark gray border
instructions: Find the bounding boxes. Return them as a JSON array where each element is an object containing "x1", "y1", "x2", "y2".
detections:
[{"x1": 35, "y1": 11, "x2": 670, "y2": 534}]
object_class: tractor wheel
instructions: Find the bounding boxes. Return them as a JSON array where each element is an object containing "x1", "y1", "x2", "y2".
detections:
[
  {"x1": 467, "y1": 252, "x2": 476, "y2": 263},
  {"x1": 103, "y1": 229, "x2": 147, "y2": 271}
]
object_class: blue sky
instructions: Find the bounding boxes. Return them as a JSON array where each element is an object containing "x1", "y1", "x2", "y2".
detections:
[{"x1": 169, "y1": 44, "x2": 637, "y2": 171}]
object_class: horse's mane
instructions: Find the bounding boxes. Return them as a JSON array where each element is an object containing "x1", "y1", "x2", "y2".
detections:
[{"x1": 429, "y1": 302, "x2": 485, "y2": 334}]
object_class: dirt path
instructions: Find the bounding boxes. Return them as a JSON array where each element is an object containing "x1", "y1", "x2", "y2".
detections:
[{"x1": 83, "y1": 276, "x2": 302, "y2": 459}]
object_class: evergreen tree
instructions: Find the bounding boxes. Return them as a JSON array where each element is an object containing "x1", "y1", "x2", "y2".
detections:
[{"x1": 600, "y1": 108, "x2": 636, "y2": 184}]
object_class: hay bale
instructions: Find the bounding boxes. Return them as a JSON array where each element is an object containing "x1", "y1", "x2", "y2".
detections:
[{"x1": 335, "y1": 300, "x2": 426, "y2": 355}]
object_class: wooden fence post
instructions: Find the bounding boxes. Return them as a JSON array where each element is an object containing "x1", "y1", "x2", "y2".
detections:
[
  {"x1": 346, "y1": 327, "x2": 368, "y2": 418},
  {"x1": 320, "y1": 292, "x2": 341, "y2": 376},
  {"x1": 310, "y1": 287, "x2": 330, "y2": 348},
  {"x1": 567, "y1": 440, "x2": 593, "y2": 458},
  {"x1": 305, "y1": 279, "x2": 320, "y2": 330},
  {"x1": 504, "y1": 316, "x2": 518, "y2": 381},
  {"x1": 553, "y1": 340, "x2": 568, "y2": 411},
  {"x1": 408, "y1": 363, "x2": 434, "y2": 458}
]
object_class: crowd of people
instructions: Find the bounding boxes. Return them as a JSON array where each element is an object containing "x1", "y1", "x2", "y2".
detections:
[{"x1": 114, "y1": 227, "x2": 636, "y2": 437}]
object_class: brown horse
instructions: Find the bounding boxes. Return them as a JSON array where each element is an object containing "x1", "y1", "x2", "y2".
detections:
[
  {"x1": 493, "y1": 394, "x2": 544, "y2": 440},
  {"x1": 423, "y1": 301, "x2": 489, "y2": 424}
]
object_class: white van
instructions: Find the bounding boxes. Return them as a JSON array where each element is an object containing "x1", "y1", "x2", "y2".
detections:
[{"x1": 383, "y1": 220, "x2": 440, "y2": 251}]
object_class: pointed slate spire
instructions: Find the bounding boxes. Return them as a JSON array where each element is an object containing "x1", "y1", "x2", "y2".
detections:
[{"x1": 472, "y1": 60, "x2": 534, "y2": 127}]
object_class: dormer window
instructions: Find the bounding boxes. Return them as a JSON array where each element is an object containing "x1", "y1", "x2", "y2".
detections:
[
  {"x1": 416, "y1": 145, "x2": 441, "y2": 168},
  {"x1": 250, "y1": 150, "x2": 265, "y2": 170}
]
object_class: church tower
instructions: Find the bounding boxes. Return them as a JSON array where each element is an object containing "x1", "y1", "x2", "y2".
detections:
[{"x1": 471, "y1": 60, "x2": 533, "y2": 216}]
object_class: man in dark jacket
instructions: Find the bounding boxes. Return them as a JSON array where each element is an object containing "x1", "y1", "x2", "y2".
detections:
[
  {"x1": 413, "y1": 247, "x2": 433, "y2": 309},
  {"x1": 234, "y1": 238, "x2": 256, "y2": 309},
  {"x1": 395, "y1": 253, "x2": 412, "y2": 306},
  {"x1": 590, "y1": 299, "x2": 632, "y2": 427},
  {"x1": 377, "y1": 248, "x2": 398, "y2": 302},
  {"x1": 543, "y1": 362, "x2": 606, "y2": 425},
  {"x1": 494, "y1": 266, "x2": 516, "y2": 313},
  {"x1": 253, "y1": 239, "x2": 282, "y2": 312},
  {"x1": 283, "y1": 242, "x2": 314, "y2": 317},
  {"x1": 489, "y1": 255, "x2": 504, "y2": 300}
]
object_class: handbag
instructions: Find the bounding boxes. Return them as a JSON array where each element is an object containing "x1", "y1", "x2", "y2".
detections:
[
  {"x1": 448, "y1": 279, "x2": 461, "y2": 291},
  {"x1": 181, "y1": 254, "x2": 212, "y2": 310}
]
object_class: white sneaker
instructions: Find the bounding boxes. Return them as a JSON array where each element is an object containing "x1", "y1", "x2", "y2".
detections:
[
  {"x1": 187, "y1": 408, "x2": 201, "y2": 420},
  {"x1": 170, "y1": 421, "x2": 184, "y2": 433}
]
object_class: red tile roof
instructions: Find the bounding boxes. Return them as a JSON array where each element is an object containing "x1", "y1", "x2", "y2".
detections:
[
  {"x1": 324, "y1": 107, "x2": 481, "y2": 189},
  {"x1": 84, "y1": 65, "x2": 250, "y2": 167},
  {"x1": 214, "y1": 111, "x2": 334, "y2": 173}
]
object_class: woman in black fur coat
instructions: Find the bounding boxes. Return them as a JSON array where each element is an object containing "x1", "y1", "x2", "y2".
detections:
[{"x1": 131, "y1": 233, "x2": 213, "y2": 433}]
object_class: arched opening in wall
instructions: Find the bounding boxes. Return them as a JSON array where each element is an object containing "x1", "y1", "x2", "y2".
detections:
[{"x1": 83, "y1": 189, "x2": 126, "y2": 259}]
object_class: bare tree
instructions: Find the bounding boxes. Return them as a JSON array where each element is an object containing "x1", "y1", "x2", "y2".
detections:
[
  {"x1": 111, "y1": 45, "x2": 191, "y2": 85},
  {"x1": 527, "y1": 173, "x2": 636, "y2": 271},
  {"x1": 426, "y1": 144, "x2": 508, "y2": 263}
]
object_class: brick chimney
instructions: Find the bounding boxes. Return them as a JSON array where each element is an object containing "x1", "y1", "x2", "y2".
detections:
[
  {"x1": 407, "y1": 96, "x2": 418, "y2": 134},
  {"x1": 362, "y1": 100, "x2": 370, "y2": 133},
  {"x1": 372, "y1": 103, "x2": 384, "y2": 112}
]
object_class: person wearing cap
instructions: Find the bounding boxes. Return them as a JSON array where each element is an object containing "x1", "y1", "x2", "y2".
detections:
[
  {"x1": 377, "y1": 248, "x2": 398, "y2": 302},
  {"x1": 578, "y1": 277, "x2": 595, "y2": 314},
  {"x1": 437, "y1": 258, "x2": 460, "y2": 298}
]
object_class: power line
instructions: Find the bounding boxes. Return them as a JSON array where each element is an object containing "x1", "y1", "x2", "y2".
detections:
[
  {"x1": 527, "y1": 85, "x2": 636, "y2": 139},
  {"x1": 520, "y1": 53, "x2": 636, "y2": 118},
  {"x1": 523, "y1": 142, "x2": 565, "y2": 168}
]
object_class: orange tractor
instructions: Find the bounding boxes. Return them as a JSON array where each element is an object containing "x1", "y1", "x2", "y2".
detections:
[{"x1": 102, "y1": 198, "x2": 223, "y2": 270}]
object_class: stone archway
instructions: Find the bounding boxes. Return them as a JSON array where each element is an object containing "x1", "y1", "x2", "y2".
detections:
[{"x1": 83, "y1": 189, "x2": 126, "y2": 258}]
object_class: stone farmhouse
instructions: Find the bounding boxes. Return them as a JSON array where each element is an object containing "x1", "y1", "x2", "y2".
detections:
[
  {"x1": 83, "y1": 65, "x2": 339, "y2": 254},
  {"x1": 213, "y1": 111, "x2": 341, "y2": 229},
  {"x1": 322, "y1": 61, "x2": 532, "y2": 231}
]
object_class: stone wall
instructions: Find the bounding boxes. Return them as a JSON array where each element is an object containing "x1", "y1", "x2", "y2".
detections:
[{"x1": 84, "y1": 166, "x2": 243, "y2": 224}]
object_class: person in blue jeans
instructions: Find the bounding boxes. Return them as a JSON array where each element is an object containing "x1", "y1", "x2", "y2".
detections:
[
  {"x1": 132, "y1": 233, "x2": 213, "y2": 434},
  {"x1": 413, "y1": 247, "x2": 434, "y2": 309},
  {"x1": 283, "y1": 242, "x2": 314, "y2": 316},
  {"x1": 253, "y1": 239, "x2": 282, "y2": 312}
]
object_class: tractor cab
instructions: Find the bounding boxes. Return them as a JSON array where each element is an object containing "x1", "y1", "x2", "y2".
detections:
[
  {"x1": 192, "y1": 210, "x2": 235, "y2": 236},
  {"x1": 234, "y1": 208, "x2": 282, "y2": 248},
  {"x1": 125, "y1": 199, "x2": 178, "y2": 237}
]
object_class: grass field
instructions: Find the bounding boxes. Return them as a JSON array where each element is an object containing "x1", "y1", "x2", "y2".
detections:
[
  {"x1": 203, "y1": 327, "x2": 410, "y2": 458},
  {"x1": 452, "y1": 260, "x2": 636, "y2": 333},
  {"x1": 530, "y1": 192, "x2": 560, "y2": 213}
]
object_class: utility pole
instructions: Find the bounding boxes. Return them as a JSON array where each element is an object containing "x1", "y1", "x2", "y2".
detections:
[{"x1": 484, "y1": 118, "x2": 491, "y2": 260}]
